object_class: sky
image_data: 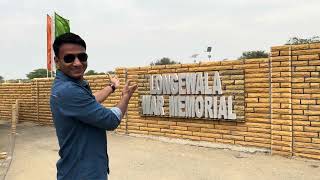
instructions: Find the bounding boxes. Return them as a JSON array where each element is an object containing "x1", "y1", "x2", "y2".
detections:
[{"x1": 1, "y1": 0, "x2": 320, "y2": 79}]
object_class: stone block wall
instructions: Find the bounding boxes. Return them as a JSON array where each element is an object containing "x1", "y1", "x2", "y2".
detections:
[
  {"x1": 0, "y1": 43, "x2": 319, "y2": 160},
  {"x1": 271, "y1": 44, "x2": 320, "y2": 159},
  {"x1": 0, "y1": 83, "x2": 35, "y2": 122}
]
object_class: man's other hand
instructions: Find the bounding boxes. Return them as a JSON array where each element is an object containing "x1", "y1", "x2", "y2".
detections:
[{"x1": 122, "y1": 80, "x2": 137, "y2": 98}]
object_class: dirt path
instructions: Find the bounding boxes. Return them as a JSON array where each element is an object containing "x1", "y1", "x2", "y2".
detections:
[{"x1": 2, "y1": 122, "x2": 320, "y2": 180}]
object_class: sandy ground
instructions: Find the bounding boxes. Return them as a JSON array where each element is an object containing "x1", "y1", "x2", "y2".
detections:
[{"x1": 1, "y1": 121, "x2": 320, "y2": 180}]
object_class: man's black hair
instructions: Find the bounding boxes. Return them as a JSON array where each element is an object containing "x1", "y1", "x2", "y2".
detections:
[{"x1": 53, "y1": 32, "x2": 86, "y2": 57}]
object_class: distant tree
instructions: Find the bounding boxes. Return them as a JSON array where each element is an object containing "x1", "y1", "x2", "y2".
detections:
[
  {"x1": 238, "y1": 50, "x2": 269, "y2": 59},
  {"x1": 285, "y1": 36, "x2": 320, "y2": 45},
  {"x1": 0, "y1": 76, "x2": 3, "y2": 83},
  {"x1": 85, "y1": 70, "x2": 106, "y2": 76},
  {"x1": 85, "y1": 70, "x2": 98, "y2": 76},
  {"x1": 26, "y1": 69, "x2": 47, "y2": 79},
  {"x1": 150, "y1": 57, "x2": 180, "y2": 66}
]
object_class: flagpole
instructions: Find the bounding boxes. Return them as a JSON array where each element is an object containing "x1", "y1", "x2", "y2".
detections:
[
  {"x1": 51, "y1": 12, "x2": 55, "y2": 77},
  {"x1": 46, "y1": 14, "x2": 50, "y2": 78},
  {"x1": 47, "y1": 15, "x2": 49, "y2": 78}
]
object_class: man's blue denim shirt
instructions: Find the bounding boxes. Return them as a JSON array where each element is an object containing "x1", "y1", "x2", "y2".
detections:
[{"x1": 50, "y1": 70, "x2": 121, "y2": 180}]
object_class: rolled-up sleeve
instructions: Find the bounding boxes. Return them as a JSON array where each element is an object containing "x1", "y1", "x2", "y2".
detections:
[
  {"x1": 56, "y1": 84, "x2": 121, "y2": 130},
  {"x1": 110, "y1": 107, "x2": 122, "y2": 121}
]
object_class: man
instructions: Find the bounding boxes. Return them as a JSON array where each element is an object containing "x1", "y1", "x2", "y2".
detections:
[{"x1": 50, "y1": 32, "x2": 137, "y2": 180}]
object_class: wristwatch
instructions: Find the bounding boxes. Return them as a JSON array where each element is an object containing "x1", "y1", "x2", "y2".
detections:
[{"x1": 109, "y1": 83, "x2": 116, "y2": 93}]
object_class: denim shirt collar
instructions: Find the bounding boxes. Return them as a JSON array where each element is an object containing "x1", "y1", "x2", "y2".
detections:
[{"x1": 55, "y1": 70, "x2": 89, "y2": 87}]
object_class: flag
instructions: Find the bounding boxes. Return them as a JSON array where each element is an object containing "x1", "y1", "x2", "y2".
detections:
[
  {"x1": 47, "y1": 14, "x2": 52, "y2": 71},
  {"x1": 54, "y1": 13, "x2": 70, "y2": 38}
]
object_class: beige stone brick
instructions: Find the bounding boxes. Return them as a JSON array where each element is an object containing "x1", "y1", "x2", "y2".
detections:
[
  {"x1": 271, "y1": 46, "x2": 290, "y2": 51},
  {"x1": 245, "y1": 73, "x2": 269, "y2": 78},
  {"x1": 294, "y1": 131, "x2": 318, "y2": 138},
  {"x1": 295, "y1": 66, "x2": 316, "y2": 72},
  {"x1": 301, "y1": 99, "x2": 316, "y2": 105},
  {"x1": 258, "y1": 98, "x2": 270, "y2": 103},
  {"x1": 292, "y1": 61, "x2": 308, "y2": 66},
  {"x1": 246, "y1": 122, "x2": 270, "y2": 129},
  {"x1": 271, "y1": 98, "x2": 290, "y2": 103},
  {"x1": 139, "y1": 127, "x2": 160, "y2": 132},
  {"x1": 311, "y1": 94, "x2": 320, "y2": 99},
  {"x1": 292, "y1": 110, "x2": 304, "y2": 115},
  {"x1": 245, "y1": 98, "x2": 259, "y2": 103},
  {"x1": 272, "y1": 67, "x2": 291, "y2": 73},
  {"x1": 304, "y1": 110, "x2": 320, "y2": 116},
  {"x1": 291, "y1": 44, "x2": 310, "y2": 50},
  {"x1": 187, "y1": 127, "x2": 201, "y2": 132},
  {"x1": 147, "y1": 69, "x2": 159, "y2": 74},
  {"x1": 199, "y1": 61, "x2": 220, "y2": 67},
  {"x1": 304, "y1": 126, "x2": 320, "y2": 133},
  {"x1": 305, "y1": 78, "x2": 320, "y2": 83},
  {"x1": 294, "y1": 137, "x2": 312, "y2": 143},
  {"x1": 292, "y1": 105, "x2": 308, "y2": 110},
  {"x1": 272, "y1": 125, "x2": 282, "y2": 131},
  {"x1": 245, "y1": 68, "x2": 269, "y2": 74},
  {"x1": 272, "y1": 150, "x2": 292, "y2": 157},
  {"x1": 309, "y1": 60, "x2": 320, "y2": 66},
  {"x1": 245, "y1": 58, "x2": 269, "y2": 64},
  {"x1": 176, "y1": 68, "x2": 189, "y2": 73},
  {"x1": 311, "y1": 122, "x2": 320, "y2": 127},
  {"x1": 158, "y1": 121, "x2": 177, "y2": 126},
  {"x1": 159, "y1": 69, "x2": 176, "y2": 73},
  {"x1": 298, "y1": 55, "x2": 319, "y2": 60},
  {"x1": 312, "y1": 138, "x2": 320, "y2": 144},
  {"x1": 201, "y1": 128, "x2": 230, "y2": 134},
  {"x1": 244, "y1": 64, "x2": 260, "y2": 69},
  {"x1": 170, "y1": 126, "x2": 188, "y2": 131},
  {"x1": 281, "y1": 125, "x2": 292, "y2": 131},
  {"x1": 271, "y1": 51, "x2": 280, "y2": 56},
  {"x1": 272, "y1": 77, "x2": 291, "y2": 83},
  {"x1": 292, "y1": 49, "x2": 320, "y2": 55},
  {"x1": 271, "y1": 56, "x2": 290, "y2": 62},
  {"x1": 295, "y1": 147, "x2": 320, "y2": 155},
  {"x1": 272, "y1": 109, "x2": 291, "y2": 114},
  {"x1": 193, "y1": 132, "x2": 221, "y2": 138},
  {"x1": 271, "y1": 140, "x2": 292, "y2": 147},
  {"x1": 233, "y1": 131, "x2": 270, "y2": 139},
  {"x1": 223, "y1": 134, "x2": 245, "y2": 141},
  {"x1": 309, "y1": 43, "x2": 320, "y2": 49},
  {"x1": 295, "y1": 142, "x2": 320, "y2": 149},
  {"x1": 246, "y1": 117, "x2": 270, "y2": 123},
  {"x1": 292, "y1": 83, "x2": 309, "y2": 88},
  {"x1": 147, "y1": 124, "x2": 169, "y2": 129},
  {"x1": 272, "y1": 130, "x2": 292, "y2": 136},
  {"x1": 246, "y1": 83, "x2": 269, "y2": 88},
  {"x1": 280, "y1": 51, "x2": 290, "y2": 56},
  {"x1": 294, "y1": 153, "x2": 320, "y2": 160},
  {"x1": 177, "y1": 122, "x2": 214, "y2": 128},
  {"x1": 292, "y1": 94, "x2": 311, "y2": 99}
]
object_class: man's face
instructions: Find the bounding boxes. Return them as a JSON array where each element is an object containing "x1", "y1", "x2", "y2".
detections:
[{"x1": 55, "y1": 43, "x2": 87, "y2": 80}]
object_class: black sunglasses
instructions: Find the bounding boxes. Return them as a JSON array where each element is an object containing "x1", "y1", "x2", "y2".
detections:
[{"x1": 63, "y1": 52, "x2": 88, "y2": 63}]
